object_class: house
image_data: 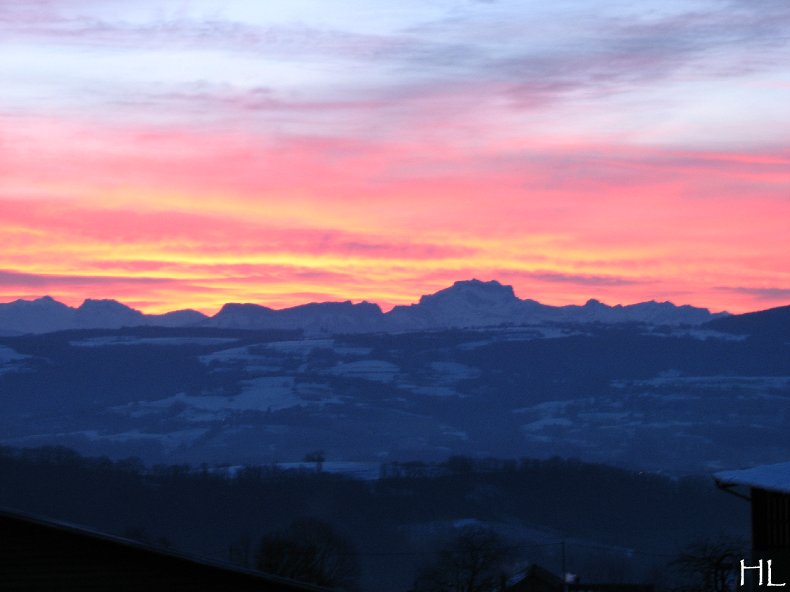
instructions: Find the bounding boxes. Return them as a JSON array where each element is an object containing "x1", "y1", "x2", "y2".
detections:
[
  {"x1": 0, "y1": 507, "x2": 333, "y2": 591},
  {"x1": 506, "y1": 563, "x2": 653, "y2": 592},
  {"x1": 715, "y1": 462, "x2": 790, "y2": 587},
  {"x1": 506, "y1": 564, "x2": 564, "y2": 592}
]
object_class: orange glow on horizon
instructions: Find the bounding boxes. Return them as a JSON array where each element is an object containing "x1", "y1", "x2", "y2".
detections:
[{"x1": 2, "y1": 111, "x2": 788, "y2": 317}]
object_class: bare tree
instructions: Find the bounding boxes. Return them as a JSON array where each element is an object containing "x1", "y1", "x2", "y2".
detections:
[
  {"x1": 669, "y1": 538, "x2": 745, "y2": 592},
  {"x1": 228, "y1": 531, "x2": 253, "y2": 567},
  {"x1": 255, "y1": 518, "x2": 359, "y2": 590},
  {"x1": 412, "y1": 526, "x2": 513, "y2": 592}
]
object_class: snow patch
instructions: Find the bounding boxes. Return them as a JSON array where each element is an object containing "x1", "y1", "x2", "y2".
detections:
[
  {"x1": 328, "y1": 360, "x2": 399, "y2": 382},
  {"x1": 405, "y1": 385, "x2": 459, "y2": 397},
  {"x1": 0, "y1": 345, "x2": 27, "y2": 363},
  {"x1": 127, "y1": 377, "x2": 304, "y2": 416},
  {"x1": 266, "y1": 339, "x2": 334, "y2": 353},
  {"x1": 70, "y1": 336, "x2": 239, "y2": 347},
  {"x1": 201, "y1": 346, "x2": 266, "y2": 364},
  {"x1": 0, "y1": 345, "x2": 30, "y2": 375},
  {"x1": 522, "y1": 417, "x2": 574, "y2": 431},
  {"x1": 430, "y1": 362, "x2": 480, "y2": 381}
]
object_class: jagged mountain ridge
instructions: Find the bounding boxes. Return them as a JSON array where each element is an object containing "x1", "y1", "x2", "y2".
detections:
[
  {"x1": 209, "y1": 300, "x2": 384, "y2": 333},
  {"x1": 0, "y1": 279, "x2": 730, "y2": 335},
  {"x1": 0, "y1": 297, "x2": 209, "y2": 335}
]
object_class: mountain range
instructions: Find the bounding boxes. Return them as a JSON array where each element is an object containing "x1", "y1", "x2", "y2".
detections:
[{"x1": 0, "y1": 279, "x2": 734, "y2": 335}]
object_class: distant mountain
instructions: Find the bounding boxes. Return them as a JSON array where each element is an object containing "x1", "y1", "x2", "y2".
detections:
[
  {"x1": 278, "y1": 301, "x2": 383, "y2": 334},
  {"x1": 557, "y1": 298, "x2": 726, "y2": 325},
  {"x1": 208, "y1": 301, "x2": 383, "y2": 334},
  {"x1": 74, "y1": 299, "x2": 146, "y2": 329},
  {"x1": 208, "y1": 303, "x2": 278, "y2": 330},
  {"x1": 387, "y1": 279, "x2": 540, "y2": 329},
  {"x1": 386, "y1": 280, "x2": 726, "y2": 329},
  {"x1": 704, "y1": 304, "x2": 790, "y2": 336},
  {"x1": 0, "y1": 296, "x2": 74, "y2": 334},
  {"x1": 147, "y1": 309, "x2": 210, "y2": 328},
  {"x1": 0, "y1": 279, "x2": 731, "y2": 335},
  {"x1": 0, "y1": 297, "x2": 207, "y2": 334}
]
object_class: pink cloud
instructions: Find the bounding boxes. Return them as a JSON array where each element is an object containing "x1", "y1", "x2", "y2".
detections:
[{"x1": 2, "y1": 110, "x2": 788, "y2": 314}]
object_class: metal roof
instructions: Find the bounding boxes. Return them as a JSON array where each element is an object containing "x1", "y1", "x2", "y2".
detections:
[
  {"x1": 0, "y1": 506, "x2": 334, "y2": 591},
  {"x1": 714, "y1": 461, "x2": 790, "y2": 495}
]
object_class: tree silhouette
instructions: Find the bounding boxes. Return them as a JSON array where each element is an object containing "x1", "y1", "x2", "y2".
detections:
[
  {"x1": 411, "y1": 525, "x2": 513, "y2": 592},
  {"x1": 669, "y1": 538, "x2": 745, "y2": 592},
  {"x1": 255, "y1": 518, "x2": 359, "y2": 590}
]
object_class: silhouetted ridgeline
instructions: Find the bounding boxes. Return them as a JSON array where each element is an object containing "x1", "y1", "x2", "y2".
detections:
[
  {"x1": 704, "y1": 303, "x2": 790, "y2": 337},
  {"x1": 0, "y1": 279, "x2": 730, "y2": 335},
  {"x1": 0, "y1": 446, "x2": 748, "y2": 592}
]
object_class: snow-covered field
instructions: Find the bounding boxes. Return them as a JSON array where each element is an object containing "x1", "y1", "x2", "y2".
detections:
[
  {"x1": 0, "y1": 322, "x2": 788, "y2": 474},
  {"x1": 0, "y1": 345, "x2": 29, "y2": 375},
  {"x1": 70, "y1": 336, "x2": 240, "y2": 347}
]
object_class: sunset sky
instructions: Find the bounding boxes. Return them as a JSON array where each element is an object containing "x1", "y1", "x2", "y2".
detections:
[{"x1": 1, "y1": 0, "x2": 788, "y2": 314}]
